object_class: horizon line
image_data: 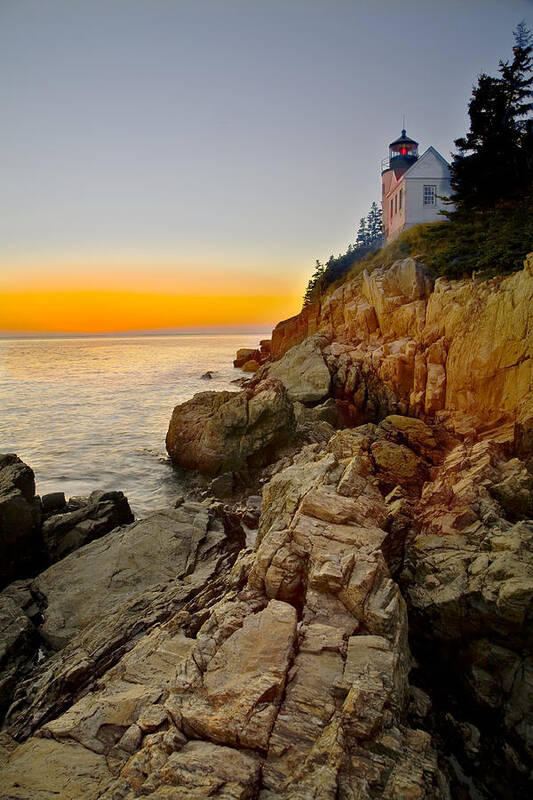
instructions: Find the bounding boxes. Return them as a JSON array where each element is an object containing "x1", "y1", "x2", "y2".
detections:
[{"x1": 0, "y1": 326, "x2": 275, "y2": 340}]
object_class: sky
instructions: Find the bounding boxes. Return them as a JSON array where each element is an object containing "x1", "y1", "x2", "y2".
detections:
[{"x1": 1, "y1": 0, "x2": 532, "y2": 333}]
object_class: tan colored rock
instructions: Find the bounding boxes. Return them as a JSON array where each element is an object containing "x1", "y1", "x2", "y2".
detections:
[
  {"x1": 233, "y1": 347, "x2": 257, "y2": 367},
  {"x1": 265, "y1": 334, "x2": 331, "y2": 403},
  {"x1": 381, "y1": 415, "x2": 437, "y2": 453},
  {"x1": 0, "y1": 421, "x2": 448, "y2": 799},
  {"x1": 42, "y1": 683, "x2": 162, "y2": 754},
  {"x1": 0, "y1": 737, "x2": 112, "y2": 799},
  {"x1": 271, "y1": 302, "x2": 321, "y2": 360},
  {"x1": 269, "y1": 253, "x2": 533, "y2": 433},
  {"x1": 362, "y1": 259, "x2": 433, "y2": 338},
  {"x1": 241, "y1": 359, "x2": 260, "y2": 372},
  {"x1": 370, "y1": 440, "x2": 426, "y2": 490},
  {"x1": 135, "y1": 740, "x2": 261, "y2": 799},
  {"x1": 180, "y1": 599, "x2": 297, "y2": 750},
  {"x1": 166, "y1": 379, "x2": 295, "y2": 475}
]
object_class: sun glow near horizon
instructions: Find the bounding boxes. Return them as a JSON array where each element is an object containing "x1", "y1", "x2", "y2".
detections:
[
  {"x1": 0, "y1": 253, "x2": 308, "y2": 333},
  {"x1": 0, "y1": 287, "x2": 302, "y2": 334}
]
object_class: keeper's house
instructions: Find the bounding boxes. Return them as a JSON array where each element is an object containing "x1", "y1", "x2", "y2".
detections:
[{"x1": 381, "y1": 129, "x2": 454, "y2": 243}]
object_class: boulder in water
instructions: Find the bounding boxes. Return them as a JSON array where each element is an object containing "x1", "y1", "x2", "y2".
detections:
[{"x1": 166, "y1": 379, "x2": 295, "y2": 475}]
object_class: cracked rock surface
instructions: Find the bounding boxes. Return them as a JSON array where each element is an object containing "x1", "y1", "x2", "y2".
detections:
[
  {"x1": 1, "y1": 423, "x2": 448, "y2": 799},
  {"x1": 1, "y1": 256, "x2": 532, "y2": 798}
]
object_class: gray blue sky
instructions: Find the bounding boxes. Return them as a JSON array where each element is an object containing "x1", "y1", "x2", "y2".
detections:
[{"x1": 1, "y1": 0, "x2": 531, "y2": 329}]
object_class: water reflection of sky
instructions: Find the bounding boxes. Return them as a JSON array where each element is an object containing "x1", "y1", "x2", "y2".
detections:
[{"x1": 0, "y1": 334, "x2": 265, "y2": 517}]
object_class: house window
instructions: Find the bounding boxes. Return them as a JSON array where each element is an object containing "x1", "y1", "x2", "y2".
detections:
[
  {"x1": 423, "y1": 185, "x2": 437, "y2": 205},
  {"x1": 399, "y1": 188, "x2": 403, "y2": 210},
  {"x1": 394, "y1": 194, "x2": 398, "y2": 214},
  {"x1": 390, "y1": 198, "x2": 394, "y2": 217}
]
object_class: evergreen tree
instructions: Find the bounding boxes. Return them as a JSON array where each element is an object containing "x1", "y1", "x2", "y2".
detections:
[
  {"x1": 355, "y1": 217, "x2": 367, "y2": 248},
  {"x1": 302, "y1": 259, "x2": 325, "y2": 306},
  {"x1": 366, "y1": 201, "x2": 383, "y2": 244},
  {"x1": 450, "y1": 22, "x2": 533, "y2": 210}
]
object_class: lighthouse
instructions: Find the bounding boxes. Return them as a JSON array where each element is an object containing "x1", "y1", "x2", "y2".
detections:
[
  {"x1": 388, "y1": 129, "x2": 419, "y2": 172},
  {"x1": 381, "y1": 129, "x2": 453, "y2": 243}
]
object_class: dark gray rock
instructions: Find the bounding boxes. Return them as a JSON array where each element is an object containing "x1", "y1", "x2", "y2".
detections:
[
  {"x1": 0, "y1": 595, "x2": 39, "y2": 718},
  {"x1": 208, "y1": 472, "x2": 234, "y2": 498},
  {"x1": 0, "y1": 455, "x2": 43, "y2": 589},
  {"x1": 41, "y1": 492, "x2": 66, "y2": 514},
  {"x1": 42, "y1": 490, "x2": 134, "y2": 563}
]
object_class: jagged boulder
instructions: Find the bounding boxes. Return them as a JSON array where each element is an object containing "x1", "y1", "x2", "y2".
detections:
[
  {"x1": 166, "y1": 379, "x2": 295, "y2": 475},
  {"x1": 362, "y1": 258, "x2": 434, "y2": 338},
  {"x1": 233, "y1": 347, "x2": 258, "y2": 368},
  {"x1": 0, "y1": 455, "x2": 43, "y2": 589},
  {"x1": 42, "y1": 490, "x2": 134, "y2": 563}
]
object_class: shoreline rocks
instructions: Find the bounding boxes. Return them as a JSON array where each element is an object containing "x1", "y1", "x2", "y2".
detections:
[
  {"x1": 0, "y1": 455, "x2": 43, "y2": 589},
  {"x1": 166, "y1": 379, "x2": 296, "y2": 476},
  {"x1": 0, "y1": 455, "x2": 135, "y2": 590},
  {"x1": 233, "y1": 339, "x2": 272, "y2": 373},
  {"x1": 42, "y1": 490, "x2": 134, "y2": 563},
  {"x1": 1, "y1": 256, "x2": 532, "y2": 798}
]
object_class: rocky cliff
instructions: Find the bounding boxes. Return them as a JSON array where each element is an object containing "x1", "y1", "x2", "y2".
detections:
[
  {"x1": 1, "y1": 255, "x2": 532, "y2": 799},
  {"x1": 272, "y1": 255, "x2": 533, "y2": 439}
]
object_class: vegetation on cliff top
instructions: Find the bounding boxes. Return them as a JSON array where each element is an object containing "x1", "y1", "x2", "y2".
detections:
[
  {"x1": 303, "y1": 201, "x2": 382, "y2": 306},
  {"x1": 303, "y1": 22, "x2": 533, "y2": 307}
]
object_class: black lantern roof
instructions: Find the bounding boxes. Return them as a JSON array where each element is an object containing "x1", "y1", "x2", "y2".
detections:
[{"x1": 389, "y1": 129, "x2": 418, "y2": 148}]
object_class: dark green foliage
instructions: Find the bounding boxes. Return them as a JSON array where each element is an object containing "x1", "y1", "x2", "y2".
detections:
[
  {"x1": 363, "y1": 204, "x2": 533, "y2": 280},
  {"x1": 355, "y1": 217, "x2": 368, "y2": 248},
  {"x1": 302, "y1": 259, "x2": 326, "y2": 306},
  {"x1": 421, "y1": 204, "x2": 533, "y2": 278},
  {"x1": 450, "y1": 22, "x2": 533, "y2": 210},
  {"x1": 436, "y1": 22, "x2": 533, "y2": 277},
  {"x1": 366, "y1": 202, "x2": 383, "y2": 243}
]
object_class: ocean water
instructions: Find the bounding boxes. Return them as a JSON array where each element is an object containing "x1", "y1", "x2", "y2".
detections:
[{"x1": 0, "y1": 334, "x2": 266, "y2": 517}]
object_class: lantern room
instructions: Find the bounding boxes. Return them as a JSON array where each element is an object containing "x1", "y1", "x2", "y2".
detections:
[{"x1": 388, "y1": 129, "x2": 418, "y2": 172}]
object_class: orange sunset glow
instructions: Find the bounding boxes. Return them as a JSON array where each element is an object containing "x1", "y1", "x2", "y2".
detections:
[{"x1": 0, "y1": 289, "x2": 301, "y2": 333}]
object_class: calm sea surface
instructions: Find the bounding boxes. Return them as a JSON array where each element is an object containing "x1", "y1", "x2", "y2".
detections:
[{"x1": 0, "y1": 334, "x2": 266, "y2": 516}]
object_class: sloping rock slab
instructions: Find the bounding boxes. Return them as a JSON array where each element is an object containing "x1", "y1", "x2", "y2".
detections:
[
  {"x1": 263, "y1": 334, "x2": 331, "y2": 403},
  {"x1": 33, "y1": 503, "x2": 236, "y2": 650},
  {"x1": 4, "y1": 502, "x2": 245, "y2": 740}
]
